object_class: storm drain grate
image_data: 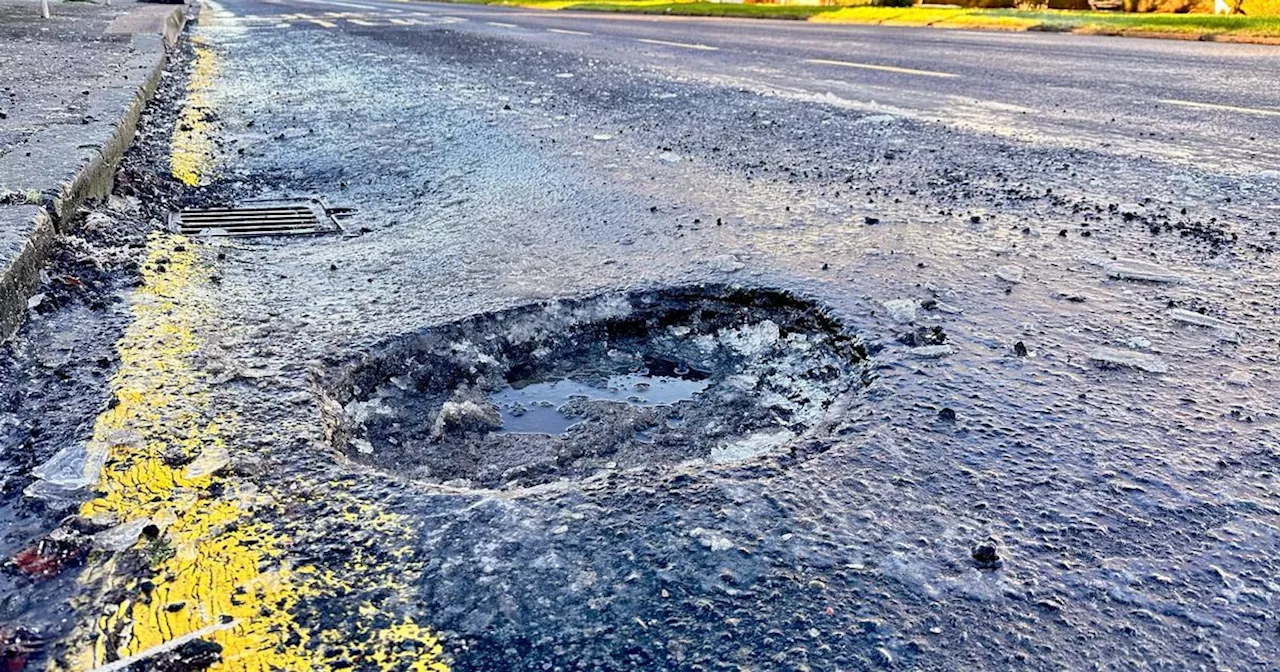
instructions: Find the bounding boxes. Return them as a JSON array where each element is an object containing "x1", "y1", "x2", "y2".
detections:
[{"x1": 170, "y1": 198, "x2": 344, "y2": 237}]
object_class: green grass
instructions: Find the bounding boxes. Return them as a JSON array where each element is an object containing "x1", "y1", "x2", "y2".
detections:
[
  {"x1": 815, "y1": 6, "x2": 1280, "y2": 36},
  {"x1": 559, "y1": 1, "x2": 839, "y2": 19},
  {"x1": 1020, "y1": 9, "x2": 1280, "y2": 34},
  {"x1": 448, "y1": 0, "x2": 1280, "y2": 38}
]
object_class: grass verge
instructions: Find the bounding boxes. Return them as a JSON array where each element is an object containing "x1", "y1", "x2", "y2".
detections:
[
  {"x1": 464, "y1": 0, "x2": 1280, "y2": 40},
  {"x1": 813, "y1": 5, "x2": 1280, "y2": 37},
  {"x1": 564, "y1": 1, "x2": 838, "y2": 19}
]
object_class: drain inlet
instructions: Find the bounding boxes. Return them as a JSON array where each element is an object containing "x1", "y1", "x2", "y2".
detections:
[{"x1": 170, "y1": 198, "x2": 343, "y2": 237}]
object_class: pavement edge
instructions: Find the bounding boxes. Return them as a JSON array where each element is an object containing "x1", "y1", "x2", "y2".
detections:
[{"x1": 0, "y1": 5, "x2": 189, "y2": 340}]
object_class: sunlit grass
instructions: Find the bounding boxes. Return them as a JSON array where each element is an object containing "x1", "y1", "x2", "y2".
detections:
[
  {"x1": 559, "y1": 0, "x2": 839, "y2": 18},
  {"x1": 814, "y1": 5, "x2": 1280, "y2": 35},
  {"x1": 447, "y1": 0, "x2": 1280, "y2": 37}
]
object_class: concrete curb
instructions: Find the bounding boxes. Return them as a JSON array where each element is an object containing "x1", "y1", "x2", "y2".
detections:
[
  {"x1": 0, "y1": 7, "x2": 187, "y2": 340},
  {"x1": 0, "y1": 206, "x2": 56, "y2": 337}
]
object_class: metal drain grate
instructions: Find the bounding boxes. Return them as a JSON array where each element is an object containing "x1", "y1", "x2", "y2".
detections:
[{"x1": 170, "y1": 198, "x2": 343, "y2": 237}]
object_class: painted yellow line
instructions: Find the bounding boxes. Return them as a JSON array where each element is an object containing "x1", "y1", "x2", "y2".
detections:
[
  {"x1": 169, "y1": 36, "x2": 217, "y2": 186},
  {"x1": 486, "y1": 20, "x2": 518, "y2": 27},
  {"x1": 636, "y1": 37, "x2": 717, "y2": 51},
  {"x1": 1161, "y1": 98, "x2": 1280, "y2": 118},
  {"x1": 307, "y1": 18, "x2": 339, "y2": 27},
  {"x1": 805, "y1": 57, "x2": 958, "y2": 79},
  {"x1": 65, "y1": 234, "x2": 452, "y2": 672},
  {"x1": 66, "y1": 235, "x2": 312, "y2": 670},
  {"x1": 62, "y1": 10, "x2": 452, "y2": 671},
  {"x1": 548, "y1": 27, "x2": 591, "y2": 35}
]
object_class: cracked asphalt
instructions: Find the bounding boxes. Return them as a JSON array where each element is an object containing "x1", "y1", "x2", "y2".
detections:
[{"x1": 2, "y1": 0, "x2": 1279, "y2": 669}]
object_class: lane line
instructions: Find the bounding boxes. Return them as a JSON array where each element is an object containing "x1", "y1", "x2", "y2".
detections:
[
  {"x1": 307, "y1": 18, "x2": 338, "y2": 27},
  {"x1": 310, "y1": 0, "x2": 378, "y2": 8},
  {"x1": 389, "y1": 17, "x2": 417, "y2": 24},
  {"x1": 348, "y1": 17, "x2": 381, "y2": 25},
  {"x1": 805, "y1": 58, "x2": 958, "y2": 79},
  {"x1": 548, "y1": 27, "x2": 591, "y2": 35},
  {"x1": 1161, "y1": 98, "x2": 1280, "y2": 118},
  {"x1": 486, "y1": 20, "x2": 518, "y2": 27},
  {"x1": 636, "y1": 37, "x2": 718, "y2": 51}
]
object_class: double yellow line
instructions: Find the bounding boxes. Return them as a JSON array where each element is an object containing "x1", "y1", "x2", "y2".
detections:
[{"x1": 60, "y1": 8, "x2": 450, "y2": 670}]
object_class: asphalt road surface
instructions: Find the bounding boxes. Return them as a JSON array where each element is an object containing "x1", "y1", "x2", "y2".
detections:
[{"x1": 2, "y1": 1, "x2": 1279, "y2": 670}]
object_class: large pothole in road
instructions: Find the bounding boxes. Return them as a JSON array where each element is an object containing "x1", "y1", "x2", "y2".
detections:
[{"x1": 317, "y1": 285, "x2": 865, "y2": 490}]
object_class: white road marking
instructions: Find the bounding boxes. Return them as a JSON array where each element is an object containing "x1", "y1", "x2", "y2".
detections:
[
  {"x1": 548, "y1": 28, "x2": 591, "y2": 35},
  {"x1": 486, "y1": 21, "x2": 519, "y2": 27},
  {"x1": 306, "y1": 18, "x2": 338, "y2": 27},
  {"x1": 276, "y1": 21, "x2": 291, "y2": 27},
  {"x1": 389, "y1": 17, "x2": 417, "y2": 24},
  {"x1": 636, "y1": 38, "x2": 717, "y2": 51},
  {"x1": 805, "y1": 58, "x2": 958, "y2": 79},
  {"x1": 348, "y1": 18, "x2": 380, "y2": 25},
  {"x1": 1161, "y1": 98, "x2": 1280, "y2": 117},
  {"x1": 308, "y1": 0, "x2": 379, "y2": 8}
]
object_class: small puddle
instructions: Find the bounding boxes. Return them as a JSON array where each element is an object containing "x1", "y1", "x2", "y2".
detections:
[{"x1": 493, "y1": 371, "x2": 711, "y2": 435}]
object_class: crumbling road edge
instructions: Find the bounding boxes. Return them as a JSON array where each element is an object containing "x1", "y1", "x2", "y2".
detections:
[{"x1": 0, "y1": 6, "x2": 189, "y2": 338}]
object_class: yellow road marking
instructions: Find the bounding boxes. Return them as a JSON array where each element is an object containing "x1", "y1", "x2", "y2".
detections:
[
  {"x1": 66, "y1": 235, "x2": 450, "y2": 672},
  {"x1": 548, "y1": 27, "x2": 590, "y2": 35},
  {"x1": 486, "y1": 20, "x2": 518, "y2": 27},
  {"x1": 169, "y1": 34, "x2": 217, "y2": 186},
  {"x1": 63, "y1": 9, "x2": 452, "y2": 671},
  {"x1": 636, "y1": 37, "x2": 717, "y2": 50},
  {"x1": 67, "y1": 235, "x2": 312, "y2": 670},
  {"x1": 805, "y1": 57, "x2": 958, "y2": 78},
  {"x1": 1160, "y1": 98, "x2": 1280, "y2": 118}
]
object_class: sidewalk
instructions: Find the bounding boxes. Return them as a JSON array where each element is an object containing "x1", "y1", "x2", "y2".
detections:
[{"x1": 0, "y1": 0, "x2": 186, "y2": 337}]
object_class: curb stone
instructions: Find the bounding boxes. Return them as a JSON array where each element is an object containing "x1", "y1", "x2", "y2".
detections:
[
  {"x1": 0, "y1": 205, "x2": 55, "y2": 338},
  {"x1": 0, "y1": 8, "x2": 187, "y2": 340}
]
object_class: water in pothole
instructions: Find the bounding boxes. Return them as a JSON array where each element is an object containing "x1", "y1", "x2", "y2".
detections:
[
  {"x1": 317, "y1": 285, "x2": 866, "y2": 490},
  {"x1": 494, "y1": 364, "x2": 711, "y2": 435}
]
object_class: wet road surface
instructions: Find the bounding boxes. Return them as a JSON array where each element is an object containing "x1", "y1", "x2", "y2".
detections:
[
  {"x1": 247, "y1": 0, "x2": 1280, "y2": 174},
  {"x1": 2, "y1": 0, "x2": 1279, "y2": 670}
]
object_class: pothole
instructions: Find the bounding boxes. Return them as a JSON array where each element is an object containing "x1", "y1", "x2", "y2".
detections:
[{"x1": 317, "y1": 285, "x2": 866, "y2": 490}]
